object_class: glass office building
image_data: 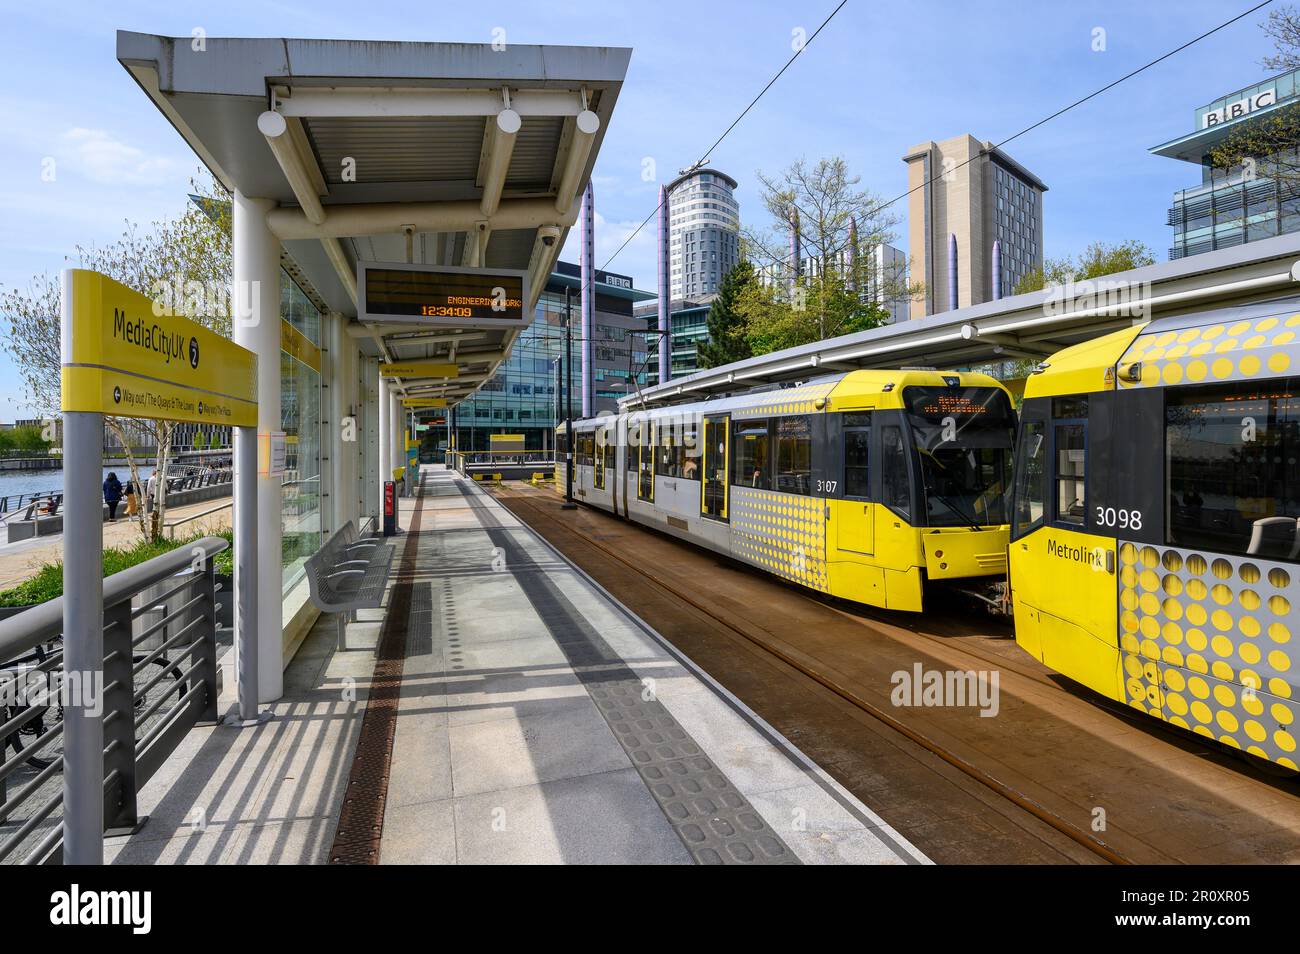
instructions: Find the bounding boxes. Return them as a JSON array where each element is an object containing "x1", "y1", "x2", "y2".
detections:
[
  {"x1": 640, "y1": 300, "x2": 711, "y2": 378},
  {"x1": 1153, "y1": 69, "x2": 1300, "y2": 259},
  {"x1": 451, "y1": 262, "x2": 655, "y2": 450}
]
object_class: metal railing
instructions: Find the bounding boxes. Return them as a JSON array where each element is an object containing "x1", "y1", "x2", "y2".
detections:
[
  {"x1": 446, "y1": 450, "x2": 553, "y2": 474},
  {"x1": 164, "y1": 500, "x2": 233, "y2": 539},
  {"x1": 0, "y1": 536, "x2": 226, "y2": 864}
]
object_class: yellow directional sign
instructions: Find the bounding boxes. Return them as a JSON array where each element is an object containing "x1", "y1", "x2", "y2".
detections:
[
  {"x1": 61, "y1": 270, "x2": 257, "y2": 427},
  {"x1": 401, "y1": 397, "x2": 448, "y2": 408},
  {"x1": 380, "y1": 361, "x2": 459, "y2": 379}
]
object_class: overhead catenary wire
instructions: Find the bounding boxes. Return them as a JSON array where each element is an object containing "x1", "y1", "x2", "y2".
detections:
[
  {"x1": 598, "y1": 0, "x2": 849, "y2": 274},
  {"x1": 604, "y1": 0, "x2": 1275, "y2": 276},
  {"x1": 472, "y1": 0, "x2": 1273, "y2": 419},
  {"x1": 598, "y1": 0, "x2": 1277, "y2": 399}
]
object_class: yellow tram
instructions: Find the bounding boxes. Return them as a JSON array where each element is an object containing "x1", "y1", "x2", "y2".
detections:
[
  {"x1": 1009, "y1": 298, "x2": 1300, "y2": 768},
  {"x1": 557, "y1": 368, "x2": 1016, "y2": 611}
]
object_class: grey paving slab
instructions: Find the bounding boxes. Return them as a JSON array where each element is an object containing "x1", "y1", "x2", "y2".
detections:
[
  {"x1": 386, "y1": 717, "x2": 453, "y2": 807},
  {"x1": 441, "y1": 667, "x2": 592, "y2": 728},
  {"x1": 447, "y1": 700, "x2": 632, "y2": 797},
  {"x1": 105, "y1": 825, "x2": 244, "y2": 865},
  {"x1": 380, "y1": 800, "x2": 458, "y2": 865},
  {"x1": 450, "y1": 769, "x2": 693, "y2": 865},
  {"x1": 225, "y1": 816, "x2": 340, "y2": 865}
]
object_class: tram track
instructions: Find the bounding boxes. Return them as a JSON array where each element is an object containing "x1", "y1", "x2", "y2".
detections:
[
  {"x1": 489, "y1": 480, "x2": 1300, "y2": 865},
  {"x1": 493, "y1": 484, "x2": 1129, "y2": 864}
]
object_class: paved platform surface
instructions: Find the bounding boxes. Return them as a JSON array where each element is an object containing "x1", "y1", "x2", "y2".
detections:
[
  {"x1": 103, "y1": 466, "x2": 926, "y2": 864},
  {"x1": 378, "y1": 469, "x2": 925, "y2": 864}
]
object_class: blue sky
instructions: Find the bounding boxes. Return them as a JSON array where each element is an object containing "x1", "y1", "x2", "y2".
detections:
[{"x1": 0, "y1": 0, "x2": 1284, "y2": 419}]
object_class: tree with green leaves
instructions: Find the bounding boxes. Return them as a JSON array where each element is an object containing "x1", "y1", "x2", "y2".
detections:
[
  {"x1": 0, "y1": 171, "x2": 232, "y2": 541},
  {"x1": 696, "y1": 261, "x2": 757, "y2": 369},
  {"x1": 743, "y1": 156, "x2": 917, "y2": 340},
  {"x1": 736, "y1": 272, "x2": 891, "y2": 356},
  {"x1": 1013, "y1": 240, "x2": 1156, "y2": 294}
]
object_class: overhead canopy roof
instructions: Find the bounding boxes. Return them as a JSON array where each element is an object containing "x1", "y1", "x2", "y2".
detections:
[
  {"x1": 623, "y1": 231, "x2": 1300, "y2": 409},
  {"x1": 118, "y1": 31, "x2": 631, "y2": 404}
]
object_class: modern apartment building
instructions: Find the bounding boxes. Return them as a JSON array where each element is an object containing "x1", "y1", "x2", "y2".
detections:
[
  {"x1": 1152, "y1": 68, "x2": 1300, "y2": 260},
  {"x1": 903, "y1": 134, "x2": 1047, "y2": 316},
  {"x1": 668, "y1": 168, "x2": 741, "y2": 300},
  {"x1": 451, "y1": 262, "x2": 654, "y2": 450}
]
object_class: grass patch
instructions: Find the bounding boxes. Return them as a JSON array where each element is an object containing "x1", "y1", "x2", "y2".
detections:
[{"x1": 0, "y1": 530, "x2": 235, "y2": 607}]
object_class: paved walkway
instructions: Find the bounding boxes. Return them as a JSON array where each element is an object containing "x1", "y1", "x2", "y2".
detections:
[
  {"x1": 103, "y1": 467, "x2": 926, "y2": 864},
  {"x1": 379, "y1": 469, "x2": 924, "y2": 864}
]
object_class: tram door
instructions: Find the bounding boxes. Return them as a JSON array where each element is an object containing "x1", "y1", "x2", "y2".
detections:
[
  {"x1": 836, "y1": 417, "x2": 873, "y2": 554},
  {"x1": 702, "y1": 415, "x2": 729, "y2": 520},
  {"x1": 594, "y1": 429, "x2": 606, "y2": 491}
]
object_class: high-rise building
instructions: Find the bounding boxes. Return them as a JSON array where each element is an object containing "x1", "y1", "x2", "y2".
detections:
[
  {"x1": 668, "y1": 168, "x2": 741, "y2": 300},
  {"x1": 1152, "y1": 69, "x2": 1300, "y2": 260},
  {"x1": 903, "y1": 134, "x2": 1047, "y2": 316},
  {"x1": 451, "y1": 262, "x2": 654, "y2": 450}
]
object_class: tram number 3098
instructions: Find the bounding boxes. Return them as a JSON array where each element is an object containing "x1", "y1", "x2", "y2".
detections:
[{"x1": 1095, "y1": 506, "x2": 1143, "y2": 531}]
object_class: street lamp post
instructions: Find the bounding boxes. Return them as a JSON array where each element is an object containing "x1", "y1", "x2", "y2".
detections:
[{"x1": 562, "y1": 285, "x2": 577, "y2": 509}]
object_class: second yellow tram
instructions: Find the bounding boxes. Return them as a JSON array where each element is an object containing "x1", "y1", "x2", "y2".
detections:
[{"x1": 1009, "y1": 297, "x2": 1300, "y2": 768}]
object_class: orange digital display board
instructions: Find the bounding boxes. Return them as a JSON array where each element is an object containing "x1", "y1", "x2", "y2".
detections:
[{"x1": 358, "y1": 262, "x2": 529, "y2": 330}]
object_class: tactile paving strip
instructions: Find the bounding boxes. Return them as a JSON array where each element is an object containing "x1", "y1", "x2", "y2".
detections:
[{"x1": 453, "y1": 479, "x2": 799, "y2": 865}]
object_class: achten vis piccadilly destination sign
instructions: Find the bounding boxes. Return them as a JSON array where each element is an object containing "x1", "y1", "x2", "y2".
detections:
[{"x1": 61, "y1": 269, "x2": 257, "y2": 427}]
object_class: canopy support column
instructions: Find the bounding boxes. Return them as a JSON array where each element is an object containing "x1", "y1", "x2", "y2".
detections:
[{"x1": 233, "y1": 190, "x2": 284, "y2": 703}]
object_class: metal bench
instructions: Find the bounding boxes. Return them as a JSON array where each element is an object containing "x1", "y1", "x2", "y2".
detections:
[{"x1": 304, "y1": 520, "x2": 394, "y2": 648}]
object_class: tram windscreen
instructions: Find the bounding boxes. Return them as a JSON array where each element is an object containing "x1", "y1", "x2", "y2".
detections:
[{"x1": 903, "y1": 386, "x2": 1015, "y2": 527}]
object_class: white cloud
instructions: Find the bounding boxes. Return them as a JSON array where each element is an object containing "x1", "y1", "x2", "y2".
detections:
[
  {"x1": 559, "y1": 208, "x2": 659, "y2": 292},
  {"x1": 55, "y1": 128, "x2": 179, "y2": 186}
]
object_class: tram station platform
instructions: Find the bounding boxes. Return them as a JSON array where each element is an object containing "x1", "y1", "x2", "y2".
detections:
[{"x1": 102, "y1": 465, "x2": 926, "y2": 865}]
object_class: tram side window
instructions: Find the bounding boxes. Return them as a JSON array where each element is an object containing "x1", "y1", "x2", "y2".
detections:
[
  {"x1": 1054, "y1": 423, "x2": 1086, "y2": 525},
  {"x1": 844, "y1": 426, "x2": 870, "y2": 498},
  {"x1": 681, "y1": 423, "x2": 702, "y2": 480},
  {"x1": 576, "y1": 432, "x2": 594, "y2": 467},
  {"x1": 1013, "y1": 420, "x2": 1046, "y2": 535},
  {"x1": 658, "y1": 422, "x2": 679, "y2": 478},
  {"x1": 732, "y1": 420, "x2": 772, "y2": 489},
  {"x1": 775, "y1": 416, "x2": 812, "y2": 495},
  {"x1": 880, "y1": 425, "x2": 910, "y2": 519},
  {"x1": 1167, "y1": 379, "x2": 1300, "y2": 561}
]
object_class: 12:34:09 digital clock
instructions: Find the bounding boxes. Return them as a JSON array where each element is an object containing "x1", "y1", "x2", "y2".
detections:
[{"x1": 419, "y1": 305, "x2": 473, "y2": 318}]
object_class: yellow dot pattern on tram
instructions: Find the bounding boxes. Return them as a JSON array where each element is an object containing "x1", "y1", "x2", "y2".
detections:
[
  {"x1": 730, "y1": 486, "x2": 829, "y2": 593},
  {"x1": 738, "y1": 382, "x2": 837, "y2": 417},
  {"x1": 1118, "y1": 312, "x2": 1300, "y2": 389},
  {"x1": 1118, "y1": 540, "x2": 1299, "y2": 768}
]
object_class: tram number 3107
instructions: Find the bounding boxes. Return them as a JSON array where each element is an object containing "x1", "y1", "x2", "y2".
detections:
[{"x1": 1095, "y1": 506, "x2": 1143, "y2": 531}]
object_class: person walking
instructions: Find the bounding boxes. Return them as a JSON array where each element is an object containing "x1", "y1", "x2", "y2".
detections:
[
  {"x1": 124, "y1": 477, "x2": 138, "y2": 517},
  {"x1": 102, "y1": 471, "x2": 123, "y2": 522}
]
